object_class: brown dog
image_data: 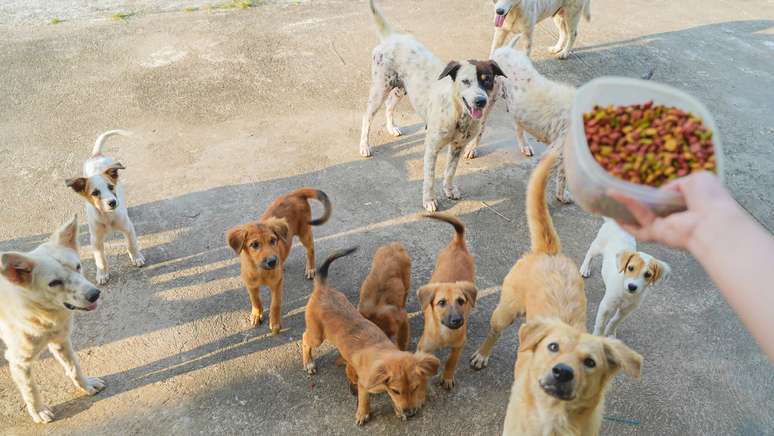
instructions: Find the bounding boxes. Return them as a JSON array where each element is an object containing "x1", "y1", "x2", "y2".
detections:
[
  {"x1": 226, "y1": 188, "x2": 331, "y2": 334},
  {"x1": 358, "y1": 243, "x2": 412, "y2": 350},
  {"x1": 416, "y1": 213, "x2": 477, "y2": 390},
  {"x1": 303, "y1": 248, "x2": 440, "y2": 426}
]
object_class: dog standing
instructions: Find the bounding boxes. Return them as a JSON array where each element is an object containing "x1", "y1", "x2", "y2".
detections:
[
  {"x1": 65, "y1": 130, "x2": 145, "y2": 285},
  {"x1": 0, "y1": 216, "x2": 105, "y2": 423},
  {"x1": 580, "y1": 218, "x2": 671, "y2": 337},
  {"x1": 303, "y1": 248, "x2": 440, "y2": 425},
  {"x1": 490, "y1": 0, "x2": 591, "y2": 58},
  {"x1": 226, "y1": 188, "x2": 331, "y2": 334},
  {"x1": 416, "y1": 213, "x2": 477, "y2": 390},
  {"x1": 358, "y1": 242, "x2": 412, "y2": 350},
  {"x1": 360, "y1": 0, "x2": 505, "y2": 212}
]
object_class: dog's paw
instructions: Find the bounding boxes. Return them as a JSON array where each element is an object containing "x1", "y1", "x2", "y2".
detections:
[
  {"x1": 387, "y1": 125, "x2": 403, "y2": 137},
  {"x1": 423, "y1": 199, "x2": 438, "y2": 212},
  {"x1": 29, "y1": 405, "x2": 55, "y2": 424},
  {"x1": 95, "y1": 269, "x2": 109, "y2": 285},
  {"x1": 250, "y1": 310, "x2": 264, "y2": 327},
  {"x1": 464, "y1": 147, "x2": 478, "y2": 160},
  {"x1": 305, "y1": 362, "x2": 317, "y2": 375},
  {"x1": 469, "y1": 352, "x2": 489, "y2": 370},
  {"x1": 304, "y1": 266, "x2": 315, "y2": 280},
  {"x1": 521, "y1": 145, "x2": 534, "y2": 157},
  {"x1": 81, "y1": 376, "x2": 106, "y2": 395},
  {"x1": 130, "y1": 252, "x2": 146, "y2": 267},
  {"x1": 440, "y1": 377, "x2": 455, "y2": 391},
  {"x1": 444, "y1": 185, "x2": 461, "y2": 200},
  {"x1": 548, "y1": 44, "x2": 562, "y2": 54},
  {"x1": 579, "y1": 265, "x2": 591, "y2": 278},
  {"x1": 270, "y1": 323, "x2": 281, "y2": 335},
  {"x1": 359, "y1": 144, "x2": 373, "y2": 158},
  {"x1": 557, "y1": 50, "x2": 571, "y2": 60},
  {"x1": 356, "y1": 412, "x2": 371, "y2": 426}
]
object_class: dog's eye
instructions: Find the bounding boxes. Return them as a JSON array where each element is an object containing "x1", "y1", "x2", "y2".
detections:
[
  {"x1": 627, "y1": 265, "x2": 634, "y2": 272},
  {"x1": 48, "y1": 279, "x2": 63, "y2": 287},
  {"x1": 644, "y1": 271, "x2": 652, "y2": 279},
  {"x1": 76, "y1": 264, "x2": 82, "y2": 271},
  {"x1": 270, "y1": 237, "x2": 277, "y2": 246},
  {"x1": 390, "y1": 387, "x2": 401, "y2": 395},
  {"x1": 456, "y1": 297, "x2": 465, "y2": 305},
  {"x1": 547, "y1": 342, "x2": 559, "y2": 352},
  {"x1": 462, "y1": 79, "x2": 471, "y2": 86},
  {"x1": 107, "y1": 184, "x2": 115, "y2": 191},
  {"x1": 91, "y1": 189, "x2": 100, "y2": 197},
  {"x1": 250, "y1": 241, "x2": 260, "y2": 249},
  {"x1": 437, "y1": 299, "x2": 446, "y2": 307},
  {"x1": 583, "y1": 358, "x2": 596, "y2": 368}
]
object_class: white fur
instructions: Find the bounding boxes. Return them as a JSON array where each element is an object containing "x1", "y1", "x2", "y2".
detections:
[{"x1": 580, "y1": 218, "x2": 672, "y2": 337}]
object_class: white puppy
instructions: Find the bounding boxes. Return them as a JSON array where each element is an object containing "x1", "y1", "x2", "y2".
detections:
[
  {"x1": 580, "y1": 218, "x2": 671, "y2": 337},
  {"x1": 66, "y1": 130, "x2": 145, "y2": 284},
  {"x1": 0, "y1": 216, "x2": 105, "y2": 423}
]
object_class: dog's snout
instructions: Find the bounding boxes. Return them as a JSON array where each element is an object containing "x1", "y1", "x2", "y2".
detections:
[
  {"x1": 108, "y1": 199, "x2": 117, "y2": 209},
  {"x1": 443, "y1": 314, "x2": 464, "y2": 330},
  {"x1": 474, "y1": 96, "x2": 487, "y2": 108},
  {"x1": 496, "y1": 7, "x2": 505, "y2": 15},
  {"x1": 262, "y1": 256, "x2": 278, "y2": 269},
  {"x1": 86, "y1": 288, "x2": 101, "y2": 303},
  {"x1": 551, "y1": 364, "x2": 574, "y2": 383},
  {"x1": 627, "y1": 283, "x2": 638, "y2": 292}
]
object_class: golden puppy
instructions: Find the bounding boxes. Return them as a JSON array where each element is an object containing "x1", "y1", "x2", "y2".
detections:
[
  {"x1": 303, "y1": 248, "x2": 440, "y2": 425},
  {"x1": 416, "y1": 213, "x2": 477, "y2": 390},
  {"x1": 358, "y1": 243, "x2": 412, "y2": 350},
  {"x1": 226, "y1": 188, "x2": 331, "y2": 333}
]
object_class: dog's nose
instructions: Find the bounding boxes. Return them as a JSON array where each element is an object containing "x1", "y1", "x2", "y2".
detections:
[
  {"x1": 552, "y1": 364, "x2": 574, "y2": 383},
  {"x1": 627, "y1": 283, "x2": 638, "y2": 292},
  {"x1": 265, "y1": 256, "x2": 278, "y2": 268},
  {"x1": 474, "y1": 96, "x2": 487, "y2": 108},
  {"x1": 86, "y1": 288, "x2": 101, "y2": 303},
  {"x1": 108, "y1": 199, "x2": 117, "y2": 209},
  {"x1": 496, "y1": 7, "x2": 505, "y2": 15}
]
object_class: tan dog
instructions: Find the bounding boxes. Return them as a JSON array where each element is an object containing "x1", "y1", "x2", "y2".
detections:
[
  {"x1": 303, "y1": 248, "x2": 440, "y2": 425},
  {"x1": 358, "y1": 243, "x2": 412, "y2": 350},
  {"x1": 416, "y1": 213, "x2": 477, "y2": 390},
  {"x1": 226, "y1": 188, "x2": 331, "y2": 334}
]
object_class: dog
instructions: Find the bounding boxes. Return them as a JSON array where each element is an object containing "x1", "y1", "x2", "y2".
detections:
[
  {"x1": 580, "y1": 218, "x2": 671, "y2": 337},
  {"x1": 65, "y1": 130, "x2": 145, "y2": 285},
  {"x1": 0, "y1": 216, "x2": 105, "y2": 423},
  {"x1": 358, "y1": 242, "x2": 412, "y2": 350},
  {"x1": 302, "y1": 248, "x2": 440, "y2": 425},
  {"x1": 416, "y1": 213, "x2": 477, "y2": 390},
  {"x1": 360, "y1": 0, "x2": 505, "y2": 212},
  {"x1": 226, "y1": 188, "x2": 331, "y2": 334},
  {"x1": 490, "y1": 0, "x2": 591, "y2": 59}
]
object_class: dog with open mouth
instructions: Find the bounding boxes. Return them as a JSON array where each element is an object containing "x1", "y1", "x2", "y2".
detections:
[
  {"x1": 0, "y1": 216, "x2": 106, "y2": 423},
  {"x1": 360, "y1": 0, "x2": 505, "y2": 212}
]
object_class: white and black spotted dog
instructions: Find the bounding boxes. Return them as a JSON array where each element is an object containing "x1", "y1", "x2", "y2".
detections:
[{"x1": 360, "y1": 0, "x2": 506, "y2": 212}]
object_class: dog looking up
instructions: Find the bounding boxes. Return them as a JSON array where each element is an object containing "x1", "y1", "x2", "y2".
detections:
[
  {"x1": 65, "y1": 130, "x2": 145, "y2": 284},
  {"x1": 416, "y1": 213, "x2": 477, "y2": 390},
  {"x1": 303, "y1": 248, "x2": 440, "y2": 425},
  {"x1": 580, "y1": 218, "x2": 671, "y2": 337},
  {"x1": 0, "y1": 216, "x2": 105, "y2": 423}
]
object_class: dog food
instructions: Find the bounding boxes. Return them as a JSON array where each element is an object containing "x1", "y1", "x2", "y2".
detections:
[{"x1": 584, "y1": 101, "x2": 716, "y2": 187}]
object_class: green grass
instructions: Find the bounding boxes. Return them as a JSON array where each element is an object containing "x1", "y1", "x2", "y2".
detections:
[
  {"x1": 210, "y1": 0, "x2": 258, "y2": 10},
  {"x1": 183, "y1": 6, "x2": 199, "y2": 12},
  {"x1": 111, "y1": 11, "x2": 136, "y2": 21},
  {"x1": 49, "y1": 17, "x2": 63, "y2": 25}
]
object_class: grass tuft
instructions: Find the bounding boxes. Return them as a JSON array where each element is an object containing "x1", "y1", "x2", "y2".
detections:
[
  {"x1": 49, "y1": 17, "x2": 63, "y2": 25},
  {"x1": 210, "y1": 0, "x2": 259, "y2": 10},
  {"x1": 111, "y1": 11, "x2": 136, "y2": 21}
]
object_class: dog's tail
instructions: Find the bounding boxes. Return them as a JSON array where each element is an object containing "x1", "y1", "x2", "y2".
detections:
[
  {"x1": 316, "y1": 247, "x2": 358, "y2": 288},
  {"x1": 369, "y1": 0, "x2": 393, "y2": 40},
  {"x1": 92, "y1": 130, "x2": 131, "y2": 157},
  {"x1": 291, "y1": 188, "x2": 332, "y2": 226},
  {"x1": 582, "y1": 0, "x2": 591, "y2": 21},
  {"x1": 423, "y1": 212, "x2": 466, "y2": 247},
  {"x1": 527, "y1": 151, "x2": 561, "y2": 255}
]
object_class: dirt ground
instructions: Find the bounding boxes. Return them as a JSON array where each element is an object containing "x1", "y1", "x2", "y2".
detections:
[{"x1": 0, "y1": 0, "x2": 772, "y2": 435}]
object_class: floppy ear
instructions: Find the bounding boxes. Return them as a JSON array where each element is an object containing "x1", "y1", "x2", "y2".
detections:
[
  {"x1": 490, "y1": 60, "x2": 507, "y2": 78},
  {"x1": 0, "y1": 252, "x2": 36, "y2": 285},
  {"x1": 438, "y1": 61, "x2": 462, "y2": 81},
  {"x1": 65, "y1": 177, "x2": 88, "y2": 193},
  {"x1": 365, "y1": 363, "x2": 390, "y2": 390},
  {"x1": 603, "y1": 338, "x2": 642, "y2": 379},
  {"x1": 267, "y1": 218, "x2": 289, "y2": 243},
  {"x1": 458, "y1": 281, "x2": 478, "y2": 307},
  {"x1": 518, "y1": 318, "x2": 554, "y2": 352},
  {"x1": 617, "y1": 250, "x2": 637, "y2": 273},
  {"x1": 51, "y1": 215, "x2": 79, "y2": 250},
  {"x1": 226, "y1": 226, "x2": 247, "y2": 254},
  {"x1": 649, "y1": 259, "x2": 671, "y2": 284},
  {"x1": 416, "y1": 284, "x2": 437, "y2": 310},
  {"x1": 103, "y1": 162, "x2": 126, "y2": 183},
  {"x1": 414, "y1": 352, "x2": 440, "y2": 377}
]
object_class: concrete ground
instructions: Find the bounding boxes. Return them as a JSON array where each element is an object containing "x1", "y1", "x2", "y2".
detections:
[{"x1": 0, "y1": 0, "x2": 772, "y2": 434}]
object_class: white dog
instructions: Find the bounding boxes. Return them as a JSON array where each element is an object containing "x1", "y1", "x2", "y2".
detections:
[
  {"x1": 580, "y1": 218, "x2": 671, "y2": 337},
  {"x1": 66, "y1": 130, "x2": 145, "y2": 284},
  {"x1": 0, "y1": 216, "x2": 105, "y2": 423},
  {"x1": 360, "y1": 0, "x2": 505, "y2": 212},
  {"x1": 490, "y1": 0, "x2": 591, "y2": 58}
]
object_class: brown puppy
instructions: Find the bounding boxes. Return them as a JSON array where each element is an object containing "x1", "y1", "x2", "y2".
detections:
[
  {"x1": 226, "y1": 188, "x2": 331, "y2": 334},
  {"x1": 303, "y1": 248, "x2": 440, "y2": 425},
  {"x1": 416, "y1": 213, "x2": 477, "y2": 390},
  {"x1": 358, "y1": 243, "x2": 412, "y2": 350}
]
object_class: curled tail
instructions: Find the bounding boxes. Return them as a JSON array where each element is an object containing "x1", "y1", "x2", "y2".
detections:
[
  {"x1": 582, "y1": 0, "x2": 591, "y2": 21},
  {"x1": 316, "y1": 247, "x2": 358, "y2": 288},
  {"x1": 527, "y1": 151, "x2": 560, "y2": 254},
  {"x1": 423, "y1": 212, "x2": 466, "y2": 247},
  {"x1": 291, "y1": 188, "x2": 333, "y2": 225},
  {"x1": 369, "y1": 0, "x2": 393, "y2": 40},
  {"x1": 92, "y1": 130, "x2": 131, "y2": 156}
]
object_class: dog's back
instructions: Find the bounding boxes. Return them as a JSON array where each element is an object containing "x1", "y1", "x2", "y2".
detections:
[
  {"x1": 424, "y1": 213, "x2": 475, "y2": 284},
  {"x1": 359, "y1": 243, "x2": 411, "y2": 310}
]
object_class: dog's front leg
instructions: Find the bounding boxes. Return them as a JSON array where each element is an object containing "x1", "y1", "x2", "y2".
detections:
[
  {"x1": 443, "y1": 145, "x2": 464, "y2": 201},
  {"x1": 603, "y1": 306, "x2": 634, "y2": 338},
  {"x1": 48, "y1": 341, "x2": 105, "y2": 395},
  {"x1": 422, "y1": 136, "x2": 443, "y2": 212},
  {"x1": 515, "y1": 124, "x2": 534, "y2": 157},
  {"x1": 119, "y1": 218, "x2": 145, "y2": 267},
  {"x1": 355, "y1": 384, "x2": 371, "y2": 425},
  {"x1": 245, "y1": 284, "x2": 264, "y2": 327},
  {"x1": 269, "y1": 278, "x2": 283, "y2": 334},
  {"x1": 90, "y1": 223, "x2": 109, "y2": 285},
  {"x1": 8, "y1": 357, "x2": 53, "y2": 423},
  {"x1": 489, "y1": 28, "x2": 510, "y2": 57},
  {"x1": 593, "y1": 296, "x2": 615, "y2": 336},
  {"x1": 441, "y1": 346, "x2": 462, "y2": 390}
]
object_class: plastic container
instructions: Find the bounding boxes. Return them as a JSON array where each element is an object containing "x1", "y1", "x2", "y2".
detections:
[{"x1": 563, "y1": 77, "x2": 724, "y2": 225}]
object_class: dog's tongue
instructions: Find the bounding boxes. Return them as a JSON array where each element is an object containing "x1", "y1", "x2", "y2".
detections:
[
  {"x1": 471, "y1": 107, "x2": 483, "y2": 119},
  {"x1": 495, "y1": 14, "x2": 505, "y2": 27},
  {"x1": 86, "y1": 302, "x2": 98, "y2": 311}
]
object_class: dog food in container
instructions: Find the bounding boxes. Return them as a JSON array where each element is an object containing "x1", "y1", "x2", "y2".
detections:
[{"x1": 563, "y1": 77, "x2": 724, "y2": 224}]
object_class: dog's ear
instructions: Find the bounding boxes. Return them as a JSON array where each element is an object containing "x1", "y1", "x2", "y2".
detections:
[
  {"x1": 416, "y1": 284, "x2": 437, "y2": 310},
  {"x1": 603, "y1": 338, "x2": 642, "y2": 379},
  {"x1": 458, "y1": 281, "x2": 478, "y2": 307},
  {"x1": 518, "y1": 318, "x2": 554, "y2": 352},
  {"x1": 617, "y1": 250, "x2": 637, "y2": 273},
  {"x1": 365, "y1": 363, "x2": 390, "y2": 390},
  {"x1": 0, "y1": 252, "x2": 36, "y2": 285},
  {"x1": 65, "y1": 177, "x2": 88, "y2": 193},
  {"x1": 414, "y1": 352, "x2": 440, "y2": 377},
  {"x1": 51, "y1": 215, "x2": 79, "y2": 250},
  {"x1": 490, "y1": 60, "x2": 507, "y2": 78},
  {"x1": 438, "y1": 61, "x2": 462, "y2": 81},
  {"x1": 103, "y1": 162, "x2": 126, "y2": 183},
  {"x1": 648, "y1": 258, "x2": 671, "y2": 284},
  {"x1": 267, "y1": 218, "x2": 289, "y2": 244},
  {"x1": 226, "y1": 225, "x2": 247, "y2": 254}
]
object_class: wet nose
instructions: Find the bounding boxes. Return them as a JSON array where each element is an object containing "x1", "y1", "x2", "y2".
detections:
[
  {"x1": 627, "y1": 283, "x2": 638, "y2": 292},
  {"x1": 108, "y1": 199, "x2": 117, "y2": 208},
  {"x1": 552, "y1": 364, "x2": 574, "y2": 383},
  {"x1": 86, "y1": 288, "x2": 101, "y2": 303},
  {"x1": 496, "y1": 7, "x2": 505, "y2": 15},
  {"x1": 265, "y1": 256, "x2": 278, "y2": 268},
  {"x1": 474, "y1": 96, "x2": 487, "y2": 108}
]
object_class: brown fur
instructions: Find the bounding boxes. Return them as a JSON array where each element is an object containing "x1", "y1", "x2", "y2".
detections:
[
  {"x1": 226, "y1": 188, "x2": 331, "y2": 334},
  {"x1": 416, "y1": 213, "x2": 477, "y2": 390},
  {"x1": 303, "y1": 249, "x2": 439, "y2": 425},
  {"x1": 358, "y1": 243, "x2": 412, "y2": 350}
]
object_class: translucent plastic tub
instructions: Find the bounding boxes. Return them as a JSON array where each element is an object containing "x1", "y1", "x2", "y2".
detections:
[{"x1": 563, "y1": 77, "x2": 724, "y2": 225}]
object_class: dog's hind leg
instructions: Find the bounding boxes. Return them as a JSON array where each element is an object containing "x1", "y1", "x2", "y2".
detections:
[
  {"x1": 442, "y1": 145, "x2": 464, "y2": 201},
  {"x1": 8, "y1": 357, "x2": 53, "y2": 423},
  {"x1": 359, "y1": 60, "x2": 391, "y2": 157},
  {"x1": 580, "y1": 234, "x2": 602, "y2": 278},
  {"x1": 48, "y1": 340, "x2": 105, "y2": 395},
  {"x1": 384, "y1": 88, "x2": 406, "y2": 137},
  {"x1": 302, "y1": 327, "x2": 322, "y2": 375},
  {"x1": 470, "y1": 299, "x2": 521, "y2": 369},
  {"x1": 552, "y1": 144, "x2": 572, "y2": 203},
  {"x1": 549, "y1": 13, "x2": 567, "y2": 54},
  {"x1": 557, "y1": 12, "x2": 581, "y2": 59},
  {"x1": 298, "y1": 227, "x2": 316, "y2": 280},
  {"x1": 396, "y1": 315, "x2": 410, "y2": 351}
]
